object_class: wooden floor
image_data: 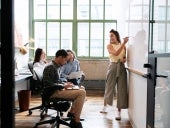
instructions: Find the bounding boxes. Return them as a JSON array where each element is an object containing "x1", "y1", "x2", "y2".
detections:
[{"x1": 15, "y1": 95, "x2": 132, "y2": 128}]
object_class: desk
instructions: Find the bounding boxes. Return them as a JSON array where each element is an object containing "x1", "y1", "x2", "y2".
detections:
[
  {"x1": 0, "y1": 71, "x2": 32, "y2": 111},
  {"x1": 0, "y1": 71, "x2": 32, "y2": 101},
  {"x1": 14, "y1": 73, "x2": 32, "y2": 101}
]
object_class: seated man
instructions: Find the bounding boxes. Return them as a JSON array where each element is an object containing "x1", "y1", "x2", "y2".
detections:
[
  {"x1": 43, "y1": 49, "x2": 86, "y2": 128},
  {"x1": 60, "y1": 49, "x2": 85, "y2": 86}
]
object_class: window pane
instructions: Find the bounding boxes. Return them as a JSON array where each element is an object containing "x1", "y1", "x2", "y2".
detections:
[
  {"x1": 47, "y1": 0, "x2": 60, "y2": 19},
  {"x1": 47, "y1": 22, "x2": 60, "y2": 56},
  {"x1": 167, "y1": 24, "x2": 170, "y2": 52},
  {"x1": 104, "y1": 23, "x2": 117, "y2": 57},
  {"x1": 153, "y1": 23, "x2": 165, "y2": 53},
  {"x1": 78, "y1": 23, "x2": 89, "y2": 57},
  {"x1": 168, "y1": 7, "x2": 170, "y2": 20},
  {"x1": 34, "y1": 0, "x2": 46, "y2": 19},
  {"x1": 90, "y1": 23, "x2": 103, "y2": 57},
  {"x1": 154, "y1": 0, "x2": 166, "y2": 20},
  {"x1": 91, "y1": 0, "x2": 103, "y2": 19},
  {"x1": 77, "y1": 0, "x2": 89, "y2": 19},
  {"x1": 168, "y1": 41, "x2": 170, "y2": 52},
  {"x1": 61, "y1": 0, "x2": 73, "y2": 19},
  {"x1": 34, "y1": 22, "x2": 46, "y2": 50},
  {"x1": 130, "y1": 5, "x2": 142, "y2": 20},
  {"x1": 168, "y1": 0, "x2": 170, "y2": 20},
  {"x1": 61, "y1": 23, "x2": 72, "y2": 50},
  {"x1": 105, "y1": 0, "x2": 117, "y2": 19},
  {"x1": 154, "y1": 58, "x2": 170, "y2": 128},
  {"x1": 158, "y1": 6, "x2": 166, "y2": 20}
]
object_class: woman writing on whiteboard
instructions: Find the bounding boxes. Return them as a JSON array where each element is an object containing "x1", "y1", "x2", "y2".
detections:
[{"x1": 100, "y1": 29, "x2": 129, "y2": 120}]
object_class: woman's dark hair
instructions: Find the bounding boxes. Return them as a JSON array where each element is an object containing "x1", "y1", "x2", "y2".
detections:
[
  {"x1": 34, "y1": 48, "x2": 43, "y2": 63},
  {"x1": 110, "y1": 29, "x2": 121, "y2": 43}
]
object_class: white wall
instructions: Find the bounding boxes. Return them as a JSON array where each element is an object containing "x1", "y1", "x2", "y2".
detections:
[
  {"x1": 120, "y1": 0, "x2": 149, "y2": 127},
  {"x1": 14, "y1": 0, "x2": 29, "y2": 69}
]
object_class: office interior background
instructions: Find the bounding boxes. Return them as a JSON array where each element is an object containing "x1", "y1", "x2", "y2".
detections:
[{"x1": 1, "y1": 0, "x2": 170, "y2": 128}]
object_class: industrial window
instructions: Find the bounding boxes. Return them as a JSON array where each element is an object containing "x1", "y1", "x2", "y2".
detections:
[{"x1": 30, "y1": 0, "x2": 117, "y2": 58}]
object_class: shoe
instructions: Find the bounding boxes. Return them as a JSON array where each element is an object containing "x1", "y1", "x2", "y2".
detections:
[
  {"x1": 67, "y1": 112, "x2": 75, "y2": 118},
  {"x1": 100, "y1": 106, "x2": 107, "y2": 113},
  {"x1": 115, "y1": 112, "x2": 121, "y2": 120},
  {"x1": 67, "y1": 112, "x2": 85, "y2": 121},
  {"x1": 70, "y1": 119, "x2": 83, "y2": 128}
]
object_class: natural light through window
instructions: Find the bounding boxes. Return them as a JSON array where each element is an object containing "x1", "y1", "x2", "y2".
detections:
[{"x1": 31, "y1": 0, "x2": 118, "y2": 58}]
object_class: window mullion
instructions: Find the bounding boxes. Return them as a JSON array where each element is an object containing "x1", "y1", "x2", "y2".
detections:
[
  {"x1": 46, "y1": 0, "x2": 48, "y2": 54},
  {"x1": 59, "y1": 0, "x2": 61, "y2": 49},
  {"x1": 89, "y1": 0, "x2": 91, "y2": 58},
  {"x1": 103, "y1": 0, "x2": 105, "y2": 57},
  {"x1": 73, "y1": 0, "x2": 77, "y2": 53}
]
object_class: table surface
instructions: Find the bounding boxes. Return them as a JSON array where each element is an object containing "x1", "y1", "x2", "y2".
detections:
[{"x1": 0, "y1": 68, "x2": 32, "y2": 84}]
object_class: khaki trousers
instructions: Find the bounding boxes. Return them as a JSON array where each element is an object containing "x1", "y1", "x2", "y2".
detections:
[
  {"x1": 51, "y1": 89, "x2": 86, "y2": 118},
  {"x1": 104, "y1": 62, "x2": 128, "y2": 108}
]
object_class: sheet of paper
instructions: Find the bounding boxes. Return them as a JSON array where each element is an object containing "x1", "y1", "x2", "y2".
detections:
[
  {"x1": 68, "y1": 71, "x2": 83, "y2": 79},
  {"x1": 66, "y1": 85, "x2": 80, "y2": 90}
]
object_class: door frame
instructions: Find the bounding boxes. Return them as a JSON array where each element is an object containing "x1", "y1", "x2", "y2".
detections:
[{"x1": 146, "y1": 53, "x2": 170, "y2": 128}]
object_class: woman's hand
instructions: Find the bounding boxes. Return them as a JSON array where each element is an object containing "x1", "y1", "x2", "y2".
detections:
[{"x1": 123, "y1": 37, "x2": 129, "y2": 44}]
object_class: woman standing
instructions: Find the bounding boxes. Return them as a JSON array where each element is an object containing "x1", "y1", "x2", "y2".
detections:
[{"x1": 100, "y1": 29, "x2": 129, "y2": 120}]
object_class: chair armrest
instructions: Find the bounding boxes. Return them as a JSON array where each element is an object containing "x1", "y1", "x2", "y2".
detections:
[
  {"x1": 42, "y1": 84, "x2": 64, "y2": 100},
  {"x1": 48, "y1": 83, "x2": 64, "y2": 90}
]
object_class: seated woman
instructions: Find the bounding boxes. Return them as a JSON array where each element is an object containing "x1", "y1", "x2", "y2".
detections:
[
  {"x1": 60, "y1": 49, "x2": 85, "y2": 86},
  {"x1": 33, "y1": 48, "x2": 47, "y2": 80}
]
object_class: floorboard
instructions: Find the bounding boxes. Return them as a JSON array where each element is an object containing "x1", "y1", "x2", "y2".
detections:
[{"x1": 15, "y1": 95, "x2": 132, "y2": 128}]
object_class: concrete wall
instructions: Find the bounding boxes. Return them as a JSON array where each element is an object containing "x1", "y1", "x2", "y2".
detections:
[
  {"x1": 80, "y1": 60, "x2": 109, "y2": 80},
  {"x1": 79, "y1": 60, "x2": 109, "y2": 95}
]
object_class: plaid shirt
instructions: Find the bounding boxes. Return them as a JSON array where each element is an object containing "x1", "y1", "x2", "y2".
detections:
[{"x1": 43, "y1": 60, "x2": 61, "y2": 87}]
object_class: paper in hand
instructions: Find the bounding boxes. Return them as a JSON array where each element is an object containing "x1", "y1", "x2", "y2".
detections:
[{"x1": 68, "y1": 71, "x2": 84, "y2": 79}]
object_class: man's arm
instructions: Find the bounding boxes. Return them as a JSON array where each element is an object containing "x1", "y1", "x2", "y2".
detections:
[{"x1": 43, "y1": 65, "x2": 56, "y2": 87}]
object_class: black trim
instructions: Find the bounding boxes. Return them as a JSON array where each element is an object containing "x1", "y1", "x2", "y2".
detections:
[
  {"x1": 148, "y1": 53, "x2": 170, "y2": 58},
  {"x1": 1, "y1": 0, "x2": 15, "y2": 127}
]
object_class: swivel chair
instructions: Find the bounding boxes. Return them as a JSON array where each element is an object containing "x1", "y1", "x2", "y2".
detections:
[
  {"x1": 28, "y1": 69, "x2": 46, "y2": 118},
  {"x1": 28, "y1": 61, "x2": 42, "y2": 94},
  {"x1": 28, "y1": 68, "x2": 72, "y2": 123},
  {"x1": 33, "y1": 85, "x2": 72, "y2": 128},
  {"x1": 28, "y1": 61, "x2": 34, "y2": 74},
  {"x1": 78, "y1": 74, "x2": 85, "y2": 86}
]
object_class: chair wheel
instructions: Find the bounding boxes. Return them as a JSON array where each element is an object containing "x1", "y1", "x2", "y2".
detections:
[
  {"x1": 51, "y1": 121, "x2": 57, "y2": 128},
  {"x1": 45, "y1": 109, "x2": 48, "y2": 114},
  {"x1": 33, "y1": 125, "x2": 37, "y2": 128},
  {"x1": 28, "y1": 110, "x2": 32, "y2": 115},
  {"x1": 60, "y1": 112, "x2": 64, "y2": 116},
  {"x1": 40, "y1": 114, "x2": 45, "y2": 119}
]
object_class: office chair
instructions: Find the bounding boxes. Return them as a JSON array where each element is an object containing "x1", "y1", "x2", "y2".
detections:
[
  {"x1": 78, "y1": 74, "x2": 85, "y2": 86},
  {"x1": 28, "y1": 69, "x2": 71, "y2": 120},
  {"x1": 28, "y1": 61, "x2": 34, "y2": 74},
  {"x1": 28, "y1": 61, "x2": 42, "y2": 94},
  {"x1": 28, "y1": 69, "x2": 46, "y2": 118},
  {"x1": 33, "y1": 85, "x2": 72, "y2": 128}
]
